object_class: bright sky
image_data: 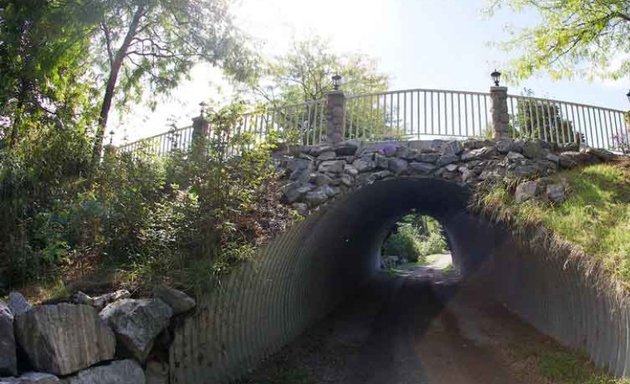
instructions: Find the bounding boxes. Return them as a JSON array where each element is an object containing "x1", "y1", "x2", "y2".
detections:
[{"x1": 110, "y1": 0, "x2": 629, "y2": 144}]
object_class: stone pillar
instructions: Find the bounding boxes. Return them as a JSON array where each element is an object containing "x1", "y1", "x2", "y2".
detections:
[
  {"x1": 192, "y1": 115, "x2": 210, "y2": 139},
  {"x1": 326, "y1": 90, "x2": 346, "y2": 144},
  {"x1": 490, "y1": 86, "x2": 510, "y2": 139}
]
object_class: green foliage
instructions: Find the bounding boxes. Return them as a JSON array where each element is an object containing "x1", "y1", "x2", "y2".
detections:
[
  {"x1": 510, "y1": 99, "x2": 582, "y2": 144},
  {"x1": 253, "y1": 37, "x2": 390, "y2": 143},
  {"x1": 382, "y1": 214, "x2": 447, "y2": 263},
  {"x1": 479, "y1": 163, "x2": 630, "y2": 283},
  {"x1": 0, "y1": 0, "x2": 98, "y2": 148},
  {"x1": 0, "y1": 103, "x2": 293, "y2": 294},
  {"x1": 485, "y1": 0, "x2": 630, "y2": 81}
]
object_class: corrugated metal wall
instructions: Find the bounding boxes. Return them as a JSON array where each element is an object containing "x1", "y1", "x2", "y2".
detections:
[{"x1": 169, "y1": 177, "x2": 630, "y2": 382}]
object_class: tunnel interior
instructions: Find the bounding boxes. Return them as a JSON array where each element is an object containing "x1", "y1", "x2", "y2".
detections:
[
  {"x1": 311, "y1": 177, "x2": 497, "y2": 286},
  {"x1": 171, "y1": 176, "x2": 620, "y2": 383}
]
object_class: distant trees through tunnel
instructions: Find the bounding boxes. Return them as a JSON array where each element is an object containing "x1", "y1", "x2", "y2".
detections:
[{"x1": 380, "y1": 211, "x2": 453, "y2": 271}]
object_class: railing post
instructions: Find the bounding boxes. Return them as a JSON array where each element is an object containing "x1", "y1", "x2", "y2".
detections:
[
  {"x1": 326, "y1": 90, "x2": 346, "y2": 144},
  {"x1": 490, "y1": 86, "x2": 510, "y2": 139},
  {"x1": 192, "y1": 115, "x2": 210, "y2": 139}
]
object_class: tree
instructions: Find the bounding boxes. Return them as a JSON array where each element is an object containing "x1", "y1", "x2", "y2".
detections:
[
  {"x1": 0, "y1": 0, "x2": 97, "y2": 148},
  {"x1": 252, "y1": 37, "x2": 389, "y2": 143},
  {"x1": 91, "y1": 0, "x2": 254, "y2": 166},
  {"x1": 486, "y1": 0, "x2": 630, "y2": 81},
  {"x1": 511, "y1": 100, "x2": 581, "y2": 143}
]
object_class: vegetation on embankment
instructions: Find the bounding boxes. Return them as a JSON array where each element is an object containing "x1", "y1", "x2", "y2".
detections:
[
  {"x1": 0, "y1": 105, "x2": 295, "y2": 300},
  {"x1": 476, "y1": 160, "x2": 630, "y2": 284},
  {"x1": 381, "y1": 214, "x2": 448, "y2": 264}
]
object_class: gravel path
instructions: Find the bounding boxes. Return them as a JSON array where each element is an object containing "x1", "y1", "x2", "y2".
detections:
[{"x1": 237, "y1": 263, "x2": 555, "y2": 384}]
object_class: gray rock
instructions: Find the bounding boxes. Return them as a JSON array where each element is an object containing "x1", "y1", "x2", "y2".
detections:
[
  {"x1": 558, "y1": 151, "x2": 580, "y2": 168},
  {"x1": 63, "y1": 360, "x2": 144, "y2": 384},
  {"x1": 515, "y1": 180, "x2": 540, "y2": 203},
  {"x1": 15, "y1": 304, "x2": 116, "y2": 375},
  {"x1": 460, "y1": 168, "x2": 474, "y2": 182},
  {"x1": 509, "y1": 164, "x2": 539, "y2": 178},
  {"x1": 462, "y1": 139, "x2": 488, "y2": 150},
  {"x1": 304, "y1": 189, "x2": 329, "y2": 206},
  {"x1": 100, "y1": 299, "x2": 172, "y2": 362},
  {"x1": 436, "y1": 154, "x2": 459, "y2": 166},
  {"x1": 351, "y1": 158, "x2": 374, "y2": 172},
  {"x1": 15, "y1": 372, "x2": 59, "y2": 383},
  {"x1": 374, "y1": 154, "x2": 389, "y2": 169},
  {"x1": 318, "y1": 160, "x2": 345, "y2": 173},
  {"x1": 282, "y1": 182, "x2": 314, "y2": 203},
  {"x1": 8, "y1": 292, "x2": 31, "y2": 316},
  {"x1": 344, "y1": 164, "x2": 359, "y2": 176},
  {"x1": 317, "y1": 151, "x2": 337, "y2": 161},
  {"x1": 441, "y1": 140, "x2": 463, "y2": 155},
  {"x1": 334, "y1": 141, "x2": 359, "y2": 156},
  {"x1": 310, "y1": 173, "x2": 333, "y2": 186},
  {"x1": 286, "y1": 158, "x2": 311, "y2": 172},
  {"x1": 496, "y1": 139, "x2": 514, "y2": 154},
  {"x1": 0, "y1": 301, "x2": 16, "y2": 376},
  {"x1": 415, "y1": 153, "x2": 439, "y2": 163},
  {"x1": 309, "y1": 145, "x2": 333, "y2": 156},
  {"x1": 71, "y1": 290, "x2": 131, "y2": 311},
  {"x1": 409, "y1": 162, "x2": 436, "y2": 174},
  {"x1": 506, "y1": 151, "x2": 524, "y2": 161},
  {"x1": 461, "y1": 146, "x2": 495, "y2": 161},
  {"x1": 395, "y1": 146, "x2": 416, "y2": 160},
  {"x1": 388, "y1": 158, "x2": 408, "y2": 174},
  {"x1": 546, "y1": 183, "x2": 567, "y2": 204},
  {"x1": 323, "y1": 185, "x2": 341, "y2": 197},
  {"x1": 545, "y1": 153, "x2": 560, "y2": 164},
  {"x1": 445, "y1": 164, "x2": 458, "y2": 172},
  {"x1": 339, "y1": 174, "x2": 354, "y2": 187},
  {"x1": 145, "y1": 360, "x2": 168, "y2": 384},
  {"x1": 522, "y1": 140, "x2": 544, "y2": 159},
  {"x1": 370, "y1": 170, "x2": 393, "y2": 180},
  {"x1": 153, "y1": 286, "x2": 196, "y2": 315},
  {"x1": 585, "y1": 147, "x2": 616, "y2": 162}
]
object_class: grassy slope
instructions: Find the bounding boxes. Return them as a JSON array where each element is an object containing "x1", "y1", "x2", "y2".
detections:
[
  {"x1": 479, "y1": 160, "x2": 630, "y2": 383},
  {"x1": 481, "y1": 161, "x2": 630, "y2": 284}
]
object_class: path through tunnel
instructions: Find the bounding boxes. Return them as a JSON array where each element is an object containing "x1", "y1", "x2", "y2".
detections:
[{"x1": 169, "y1": 177, "x2": 618, "y2": 383}]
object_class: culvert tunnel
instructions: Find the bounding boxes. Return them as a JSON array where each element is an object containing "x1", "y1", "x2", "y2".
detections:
[{"x1": 169, "y1": 177, "x2": 630, "y2": 383}]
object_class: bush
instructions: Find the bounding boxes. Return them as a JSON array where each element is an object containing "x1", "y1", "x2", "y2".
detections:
[
  {"x1": 0, "y1": 103, "x2": 295, "y2": 295},
  {"x1": 382, "y1": 215, "x2": 447, "y2": 263}
]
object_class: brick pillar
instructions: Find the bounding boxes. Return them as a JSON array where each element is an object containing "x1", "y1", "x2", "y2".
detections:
[
  {"x1": 326, "y1": 90, "x2": 346, "y2": 144},
  {"x1": 490, "y1": 86, "x2": 510, "y2": 139}
]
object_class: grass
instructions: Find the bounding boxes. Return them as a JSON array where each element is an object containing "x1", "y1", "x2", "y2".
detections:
[
  {"x1": 512, "y1": 342, "x2": 630, "y2": 384},
  {"x1": 479, "y1": 161, "x2": 630, "y2": 283}
]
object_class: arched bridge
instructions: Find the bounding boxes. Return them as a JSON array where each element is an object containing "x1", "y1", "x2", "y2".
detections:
[{"x1": 168, "y1": 137, "x2": 627, "y2": 383}]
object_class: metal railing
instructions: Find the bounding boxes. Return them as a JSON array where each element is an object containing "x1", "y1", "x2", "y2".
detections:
[
  {"x1": 118, "y1": 126, "x2": 195, "y2": 156},
  {"x1": 345, "y1": 89, "x2": 492, "y2": 140},
  {"x1": 506, "y1": 95, "x2": 628, "y2": 150},
  {"x1": 117, "y1": 87, "x2": 628, "y2": 157},
  {"x1": 238, "y1": 99, "x2": 327, "y2": 146}
]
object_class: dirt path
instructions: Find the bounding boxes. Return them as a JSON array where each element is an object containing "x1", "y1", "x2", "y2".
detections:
[{"x1": 236, "y1": 264, "x2": 562, "y2": 384}]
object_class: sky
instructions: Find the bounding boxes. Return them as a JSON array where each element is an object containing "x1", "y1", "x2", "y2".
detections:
[{"x1": 109, "y1": 0, "x2": 629, "y2": 144}]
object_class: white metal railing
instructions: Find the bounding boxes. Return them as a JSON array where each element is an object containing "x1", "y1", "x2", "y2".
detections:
[
  {"x1": 117, "y1": 126, "x2": 195, "y2": 156},
  {"x1": 506, "y1": 95, "x2": 628, "y2": 150},
  {"x1": 117, "y1": 88, "x2": 628, "y2": 157},
  {"x1": 238, "y1": 99, "x2": 327, "y2": 146},
  {"x1": 345, "y1": 88, "x2": 492, "y2": 140}
]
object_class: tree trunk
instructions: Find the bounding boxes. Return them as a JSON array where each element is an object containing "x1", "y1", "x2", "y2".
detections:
[{"x1": 91, "y1": 5, "x2": 145, "y2": 167}]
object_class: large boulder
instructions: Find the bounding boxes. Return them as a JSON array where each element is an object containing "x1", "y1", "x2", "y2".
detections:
[
  {"x1": 15, "y1": 304, "x2": 116, "y2": 376},
  {"x1": 11, "y1": 372, "x2": 59, "y2": 383},
  {"x1": 0, "y1": 301, "x2": 16, "y2": 376},
  {"x1": 7, "y1": 292, "x2": 31, "y2": 316},
  {"x1": 63, "y1": 360, "x2": 144, "y2": 384},
  {"x1": 99, "y1": 299, "x2": 172, "y2": 362},
  {"x1": 153, "y1": 286, "x2": 196, "y2": 315}
]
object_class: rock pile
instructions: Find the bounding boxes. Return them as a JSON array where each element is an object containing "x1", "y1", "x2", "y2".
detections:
[
  {"x1": 0, "y1": 286, "x2": 196, "y2": 383},
  {"x1": 276, "y1": 138, "x2": 618, "y2": 214}
]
